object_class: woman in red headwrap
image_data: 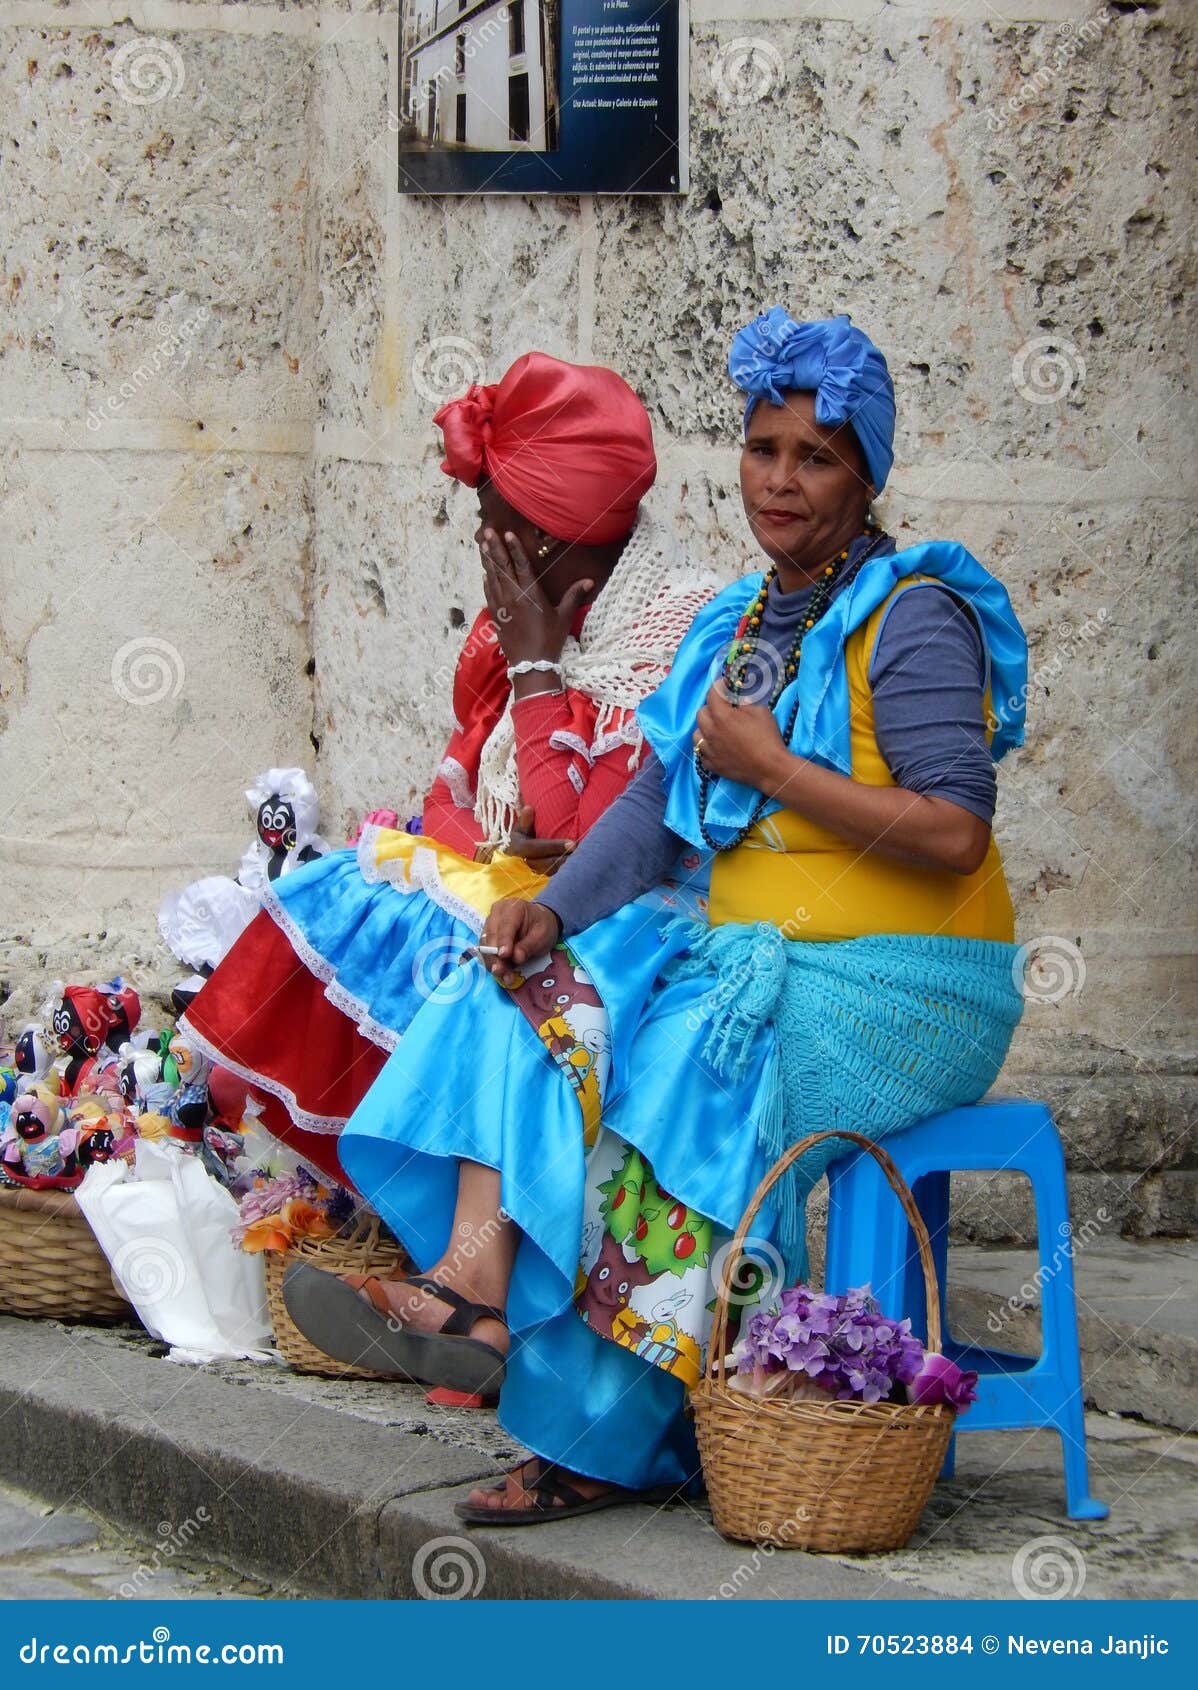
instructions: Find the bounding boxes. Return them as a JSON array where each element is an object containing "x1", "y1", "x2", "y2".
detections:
[{"x1": 180, "y1": 353, "x2": 722, "y2": 1183}]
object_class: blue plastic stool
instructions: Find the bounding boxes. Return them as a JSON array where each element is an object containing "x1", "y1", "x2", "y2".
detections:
[{"x1": 824, "y1": 1100, "x2": 1108, "y2": 1520}]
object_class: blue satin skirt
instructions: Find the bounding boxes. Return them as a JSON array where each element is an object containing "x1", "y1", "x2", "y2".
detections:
[{"x1": 339, "y1": 903, "x2": 779, "y2": 1492}]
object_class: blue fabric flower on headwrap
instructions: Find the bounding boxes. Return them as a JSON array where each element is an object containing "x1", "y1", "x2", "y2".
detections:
[{"x1": 728, "y1": 307, "x2": 897, "y2": 493}]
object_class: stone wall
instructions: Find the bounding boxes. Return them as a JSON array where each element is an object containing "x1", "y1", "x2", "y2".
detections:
[{"x1": 1, "y1": 0, "x2": 1193, "y2": 1239}]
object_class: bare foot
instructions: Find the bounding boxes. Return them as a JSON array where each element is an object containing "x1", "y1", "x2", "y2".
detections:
[
  {"x1": 343, "y1": 1271, "x2": 509, "y2": 1356},
  {"x1": 464, "y1": 1457, "x2": 620, "y2": 1514}
]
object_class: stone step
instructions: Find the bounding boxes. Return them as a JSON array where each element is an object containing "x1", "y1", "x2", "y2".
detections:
[
  {"x1": 1, "y1": 1311, "x2": 1195, "y2": 1600},
  {"x1": 944, "y1": 1236, "x2": 1198, "y2": 1431}
]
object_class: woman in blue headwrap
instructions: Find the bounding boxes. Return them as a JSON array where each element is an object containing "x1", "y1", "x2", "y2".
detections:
[{"x1": 284, "y1": 309, "x2": 1030, "y2": 1524}]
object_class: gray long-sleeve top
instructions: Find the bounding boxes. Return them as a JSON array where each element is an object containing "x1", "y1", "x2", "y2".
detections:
[{"x1": 537, "y1": 561, "x2": 996, "y2": 939}]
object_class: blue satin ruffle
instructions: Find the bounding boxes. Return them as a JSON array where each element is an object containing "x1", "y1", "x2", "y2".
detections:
[
  {"x1": 636, "y1": 539, "x2": 1028, "y2": 851},
  {"x1": 268, "y1": 846, "x2": 478, "y2": 1042}
]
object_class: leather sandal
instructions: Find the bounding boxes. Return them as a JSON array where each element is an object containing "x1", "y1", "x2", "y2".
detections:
[
  {"x1": 454, "y1": 1458, "x2": 677, "y2": 1527},
  {"x1": 282, "y1": 1263, "x2": 507, "y2": 1395}
]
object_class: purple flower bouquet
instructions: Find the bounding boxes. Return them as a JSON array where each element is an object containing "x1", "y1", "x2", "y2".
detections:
[{"x1": 727, "y1": 1283, "x2": 978, "y2": 1411}]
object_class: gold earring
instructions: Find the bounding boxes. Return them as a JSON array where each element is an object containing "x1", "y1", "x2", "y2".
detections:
[{"x1": 536, "y1": 538, "x2": 554, "y2": 559}]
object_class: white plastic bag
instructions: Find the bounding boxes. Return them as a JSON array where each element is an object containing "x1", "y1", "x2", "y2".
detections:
[{"x1": 76, "y1": 1141, "x2": 271, "y2": 1362}]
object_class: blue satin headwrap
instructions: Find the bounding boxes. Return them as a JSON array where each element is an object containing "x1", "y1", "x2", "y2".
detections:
[{"x1": 729, "y1": 307, "x2": 897, "y2": 493}]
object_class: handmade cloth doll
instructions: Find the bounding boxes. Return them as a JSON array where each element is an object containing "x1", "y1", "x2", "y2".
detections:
[
  {"x1": 49, "y1": 979, "x2": 140, "y2": 1096},
  {"x1": 15, "y1": 1023, "x2": 57, "y2": 1088},
  {"x1": 1, "y1": 1085, "x2": 78, "y2": 1189},
  {"x1": 158, "y1": 769, "x2": 329, "y2": 1012},
  {"x1": 237, "y1": 768, "x2": 329, "y2": 893}
]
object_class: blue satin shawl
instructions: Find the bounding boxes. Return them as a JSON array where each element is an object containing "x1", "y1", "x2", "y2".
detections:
[{"x1": 636, "y1": 540, "x2": 1028, "y2": 852}]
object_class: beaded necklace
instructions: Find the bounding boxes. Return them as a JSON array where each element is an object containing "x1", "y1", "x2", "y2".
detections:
[{"x1": 696, "y1": 522, "x2": 887, "y2": 852}]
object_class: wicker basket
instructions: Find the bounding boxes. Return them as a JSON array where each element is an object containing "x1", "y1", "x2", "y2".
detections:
[
  {"x1": 264, "y1": 1214, "x2": 408, "y2": 1381},
  {"x1": 0, "y1": 1184, "x2": 132, "y2": 1324},
  {"x1": 692, "y1": 1130, "x2": 956, "y2": 1554}
]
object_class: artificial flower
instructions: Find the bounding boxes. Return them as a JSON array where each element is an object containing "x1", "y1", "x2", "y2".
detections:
[
  {"x1": 231, "y1": 1164, "x2": 366, "y2": 1252},
  {"x1": 906, "y1": 1351, "x2": 979, "y2": 1409},
  {"x1": 239, "y1": 1215, "x2": 294, "y2": 1254},
  {"x1": 280, "y1": 1197, "x2": 336, "y2": 1243},
  {"x1": 729, "y1": 1282, "x2": 956, "y2": 1408}
]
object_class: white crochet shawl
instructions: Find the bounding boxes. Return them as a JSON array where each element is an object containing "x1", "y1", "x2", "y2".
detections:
[{"x1": 473, "y1": 508, "x2": 725, "y2": 842}]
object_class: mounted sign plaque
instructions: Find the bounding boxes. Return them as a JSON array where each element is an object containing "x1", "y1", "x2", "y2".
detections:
[{"x1": 396, "y1": 1, "x2": 688, "y2": 194}]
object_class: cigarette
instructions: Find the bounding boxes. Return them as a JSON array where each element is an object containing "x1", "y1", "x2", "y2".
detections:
[{"x1": 476, "y1": 944, "x2": 503, "y2": 955}]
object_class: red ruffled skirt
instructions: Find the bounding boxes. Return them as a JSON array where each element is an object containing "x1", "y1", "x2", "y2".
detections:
[{"x1": 182, "y1": 911, "x2": 387, "y2": 1185}]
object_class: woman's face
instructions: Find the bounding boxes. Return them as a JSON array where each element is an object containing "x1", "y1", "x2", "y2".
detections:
[
  {"x1": 474, "y1": 482, "x2": 541, "y2": 568},
  {"x1": 739, "y1": 390, "x2": 872, "y2": 576},
  {"x1": 472, "y1": 480, "x2": 582, "y2": 607}
]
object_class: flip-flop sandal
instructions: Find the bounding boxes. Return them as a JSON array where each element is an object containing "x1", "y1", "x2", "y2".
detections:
[
  {"x1": 453, "y1": 1459, "x2": 677, "y2": 1527},
  {"x1": 282, "y1": 1263, "x2": 507, "y2": 1395}
]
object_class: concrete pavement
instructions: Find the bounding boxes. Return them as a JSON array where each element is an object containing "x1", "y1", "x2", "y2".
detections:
[{"x1": 0, "y1": 1312, "x2": 1194, "y2": 1601}]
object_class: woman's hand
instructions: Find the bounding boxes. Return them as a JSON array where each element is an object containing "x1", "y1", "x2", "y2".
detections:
[
  {"x1": 480, "y1": 898, "x2": 562, "y2": 986},
  {"x1": 501, "y1": 805, "x2": 575, "y2": 876},
  {"x1": 481, "y1": 528, "x2": 592, "y2": 669},
  {"x1": 693, "y1": 683, "x2": 789, "y2": 794}
]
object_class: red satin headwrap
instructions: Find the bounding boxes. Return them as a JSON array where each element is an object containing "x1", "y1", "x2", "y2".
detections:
[
  {"x1": 60, "y1": 982, "x2": 141, "y2": 1049},
  {"x1": 434, "y1": 352, "x2": 656, "y2": 545}
]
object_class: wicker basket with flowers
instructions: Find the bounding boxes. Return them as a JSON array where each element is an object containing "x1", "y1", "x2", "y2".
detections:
[{"x1": 234, "y1": 1165, "x2": 408, "y2": 1380}]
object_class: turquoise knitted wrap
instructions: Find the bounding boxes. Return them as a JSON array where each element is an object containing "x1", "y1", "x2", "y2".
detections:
[{"x1": 663, "y1": 923, "x2": 1025, "y2": 1284}]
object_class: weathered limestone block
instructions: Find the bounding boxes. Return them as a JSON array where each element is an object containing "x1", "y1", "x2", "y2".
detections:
[
  {"x1": 0, "y1": 446, "x2": 313, "y2": 967},
  {"x1": 596, "y1": 12, "x2": 1193, "y2": 472},
  {"x1": 2, "y1": 24, "x2": 320, "y2": 424},
  {"x1": 951, "y1": 1163, "x2": 1196, "y2": 1244},
  {"x1": 312, "y1": 37, "x2": 390, "y2": 435},
  {"x1": 308, "y1": 453, "x2": 491, "y2": 835},
  {"x1": 382, "y1": 196, "x2": 585, "y2": 437},
  {"x1": 1124, "y1": 1170, "x2": 1198, "y2": 1239},
  {"x1": 1, "y1": 17, "x2": 319, "y2": 998},
  {"x1": 1026, "y1": 1070, "x2": 1196, "y2": 1176},
  {"x1": 950, "y1": 1168, "x2": 1141, "y2": 1245}
]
